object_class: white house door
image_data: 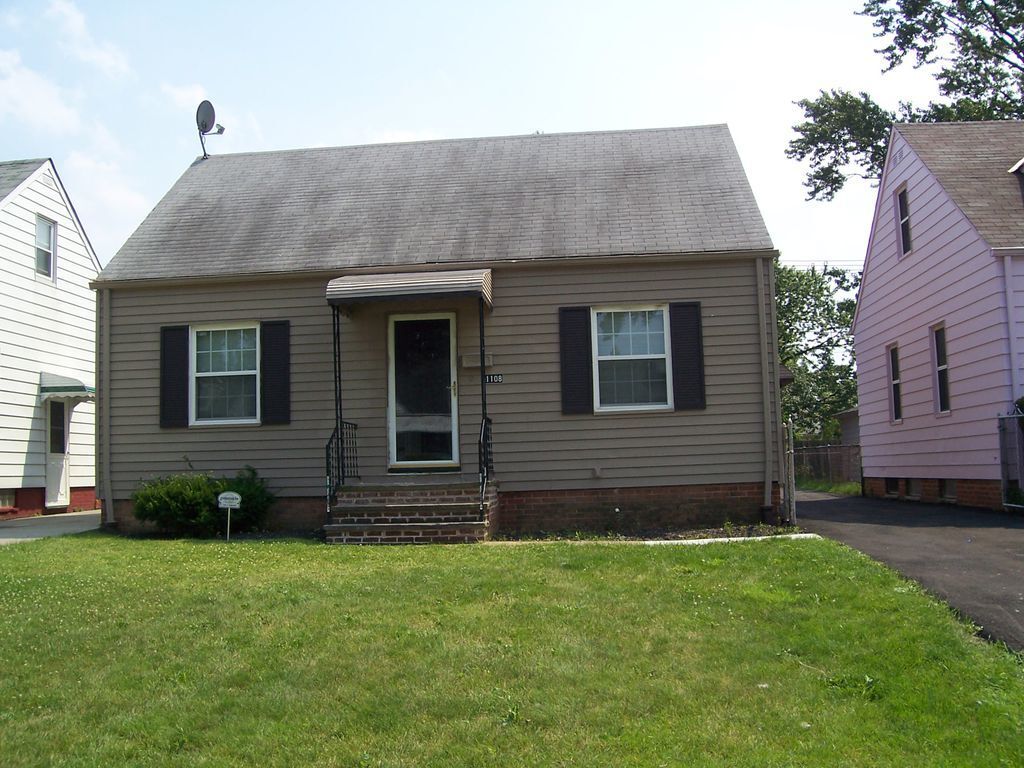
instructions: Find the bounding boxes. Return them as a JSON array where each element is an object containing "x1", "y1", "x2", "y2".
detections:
[
  {"x1": 45, "y1": 399, "x2": 70, "y2": 507},
  {"x1": 388, "y1": 313, "x2": 459, "y2": 469}
]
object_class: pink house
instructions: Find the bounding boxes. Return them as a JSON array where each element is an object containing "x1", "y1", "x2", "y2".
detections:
[{"x1": 854, "y1": 121, "x2": 1024, "y2": 510}]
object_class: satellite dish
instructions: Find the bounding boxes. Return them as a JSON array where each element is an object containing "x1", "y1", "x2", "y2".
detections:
[{"x1": 196, "y1": 100, "x2": 216, "y2": 134}]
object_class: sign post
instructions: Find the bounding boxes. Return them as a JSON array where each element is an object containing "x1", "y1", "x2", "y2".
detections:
[{"x1": 218, "y1": 491, "x2": 242, "y2": 541}]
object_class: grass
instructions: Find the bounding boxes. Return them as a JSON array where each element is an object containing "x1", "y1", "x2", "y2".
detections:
[
  {"x1": 0, "y1": 533, "x2": 1021, "y2": 766},
  {"x1": 796, "y1": 476, "x2": 863, "y2": 496}
]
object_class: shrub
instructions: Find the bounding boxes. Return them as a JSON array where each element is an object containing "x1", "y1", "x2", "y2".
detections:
[{"x1": 132, "y1": 467, "x2": 276, "y2": 537}]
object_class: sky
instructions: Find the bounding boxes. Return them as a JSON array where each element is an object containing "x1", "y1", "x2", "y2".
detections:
[{"x1": 0, "y1": 0, "x2": 942, "y2": 270}]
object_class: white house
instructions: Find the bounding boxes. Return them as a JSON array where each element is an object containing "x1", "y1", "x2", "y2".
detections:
[{"x1": 0, "y1": 159, "x2": 100, "y2": 516}]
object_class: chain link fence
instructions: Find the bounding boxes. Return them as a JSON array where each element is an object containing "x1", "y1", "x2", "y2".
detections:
[{"x1": 792, "y1": 444, "x2": 862, "y2": 483}]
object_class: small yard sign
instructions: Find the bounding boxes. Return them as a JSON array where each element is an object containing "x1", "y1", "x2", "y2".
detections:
[
  {"x1": 218, "y1": 491, "x2": 242, "y2": 541},
  {"x1": 218, "y1": 491, "x2": 241, "y2": 509}
]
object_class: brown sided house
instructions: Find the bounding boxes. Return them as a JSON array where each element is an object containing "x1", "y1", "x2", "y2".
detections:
[{"x1": 94, "y1": 125, "x2": 784, "y2": 542}]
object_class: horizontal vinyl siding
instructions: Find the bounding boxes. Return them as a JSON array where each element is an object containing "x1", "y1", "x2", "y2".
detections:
[
  {"x1": 855, "y1": 132, "x2": 1008, "y2": 481},
  {"x1": 107, "y1": 257, "x2": 775, "y2": 499},
  {"x1": 107, "y1": 281, "x2": 333, "y2": 497},
  {"x1": 0, "y1": 168, "x2": 97, "y2": 489}
]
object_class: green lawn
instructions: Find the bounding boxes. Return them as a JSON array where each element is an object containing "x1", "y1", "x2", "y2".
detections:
[
  {"x1": 796, "y1": 477, "x2": 863, "y2": 496},
  {"x1": 0, "y1": 534, "x2": 1021, "y2": 767}
]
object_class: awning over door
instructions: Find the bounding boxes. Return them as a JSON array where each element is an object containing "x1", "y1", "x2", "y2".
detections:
[
  {"x1": 39, "y1": 372, "x2": 95, "y2": 403},
  {"x1": 326, "y1": 269, "x2": 492, "y2": 308}
]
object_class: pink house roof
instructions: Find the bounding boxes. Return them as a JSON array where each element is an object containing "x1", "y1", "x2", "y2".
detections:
[{"x1": 897, "y1": 121, "x2": 1024, "y2": 249}]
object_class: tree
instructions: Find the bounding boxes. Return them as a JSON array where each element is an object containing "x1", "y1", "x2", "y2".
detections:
[
  {"x1": 776, "y1": 263, "x2": 859, "y2": 439},
  {"x1": 787, "y1": 1, "x2": 1024, "y2": 200}
]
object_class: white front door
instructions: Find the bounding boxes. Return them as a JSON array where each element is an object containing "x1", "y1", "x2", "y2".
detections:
[
  {"x1": 45, "y1": 399, "x2": 70, "y2": 507},
  {"x1": 388, "y1": 313, "x2": 459, "y2": 468}
]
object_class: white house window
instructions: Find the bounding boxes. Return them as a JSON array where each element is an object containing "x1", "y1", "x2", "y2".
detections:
[
  {"x1": 35, "y1": 216, "x2": 55, "y2": 277},
  {"x1": 896, "y1": 188, "x2": 912, "y2": 256},
  {"x1": 592, "y1": 307, "x2": 673, "y2": 410},
  {"x1": 191, "y1": 326, "x2": 259, "y2": 423}
]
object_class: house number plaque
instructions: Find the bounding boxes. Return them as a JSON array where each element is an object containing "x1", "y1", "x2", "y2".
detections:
[{"x1": 484, "y1": 374, "x2": 504, "y2": 384}]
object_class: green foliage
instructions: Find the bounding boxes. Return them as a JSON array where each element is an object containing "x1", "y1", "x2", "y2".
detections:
[
  {"x1": 788, "y1": 1, "x2": 1024, "y2": 200},
  {"x1": 132, "y1": 466, "x2": 275, "y2": 537},
  {"x1": 776, "y1": 262, "x2": 859, "y2": 439},
  {"x1": 785, "y1": 90, "x2": 895, "y2": 201},
  {"x1": 796, "y1": 477, "x2": 863, "y2": 497}
]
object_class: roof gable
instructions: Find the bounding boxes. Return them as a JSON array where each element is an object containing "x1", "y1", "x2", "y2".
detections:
[
  {"x1": 896, "y1": 121, "x2": 1024, "y2": 249},
  {"x1": 0, "y1": 158, "x2": 101, "y2": 274},
  {"x1": 98, "y1": 125, "x2": 774, "y2": 284},
  {"x1": 0, "y1": 158, "x2": 47, "y2": 208}
]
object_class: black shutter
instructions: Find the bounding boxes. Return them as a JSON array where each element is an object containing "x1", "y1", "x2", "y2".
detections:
[
  {"x1": 669, "y1": 302, "x2": 706, "y2": 410},
  {"x1": 260, "y1": 320, "x2": 291, "y2": 425},
  {"x1": 159, "y1": 326, "x2": 189, "y2": 428},
  {"x1": 559, "y1": 307, "x2": 593, "y2": 414}
]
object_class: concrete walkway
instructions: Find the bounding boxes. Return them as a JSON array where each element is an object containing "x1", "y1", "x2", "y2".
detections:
[
  {"x1": 0, "y1": 510, "x2": 101, "y2": 545},
  {"x1": 797, "y1": 492, "x2": 1024, "y2": 651}
]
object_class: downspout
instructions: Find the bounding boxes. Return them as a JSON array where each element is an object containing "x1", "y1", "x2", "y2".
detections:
[
  {"x1": 767, "y1": 259, "x2": 786, "y2": 510},
  {"x1": 101, "y1": 288, "x2": 114, "y2": 525},
  {"x1": 1002, "y1": 251, "x2": 1022, "y2": 405},
  {"x1": 755, "y1": 258, "x2": 774, "y2": 511}
]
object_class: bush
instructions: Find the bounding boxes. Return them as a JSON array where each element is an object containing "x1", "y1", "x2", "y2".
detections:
[{"x1": 132, "y1": 466, "x2": 276, "y2": 537}]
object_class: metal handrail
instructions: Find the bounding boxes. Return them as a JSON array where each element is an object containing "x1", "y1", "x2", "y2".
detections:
[
  {"x1": 326, "y1": 421, "x2": 359, "y2": 515},
  {"x1": 478, "y1": 416, "x2": 493, "y2": 515}
]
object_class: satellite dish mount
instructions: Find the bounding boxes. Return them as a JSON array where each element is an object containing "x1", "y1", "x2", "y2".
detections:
[{"x1": 196, "y1": 100, "x2": 225, "y2": 159}]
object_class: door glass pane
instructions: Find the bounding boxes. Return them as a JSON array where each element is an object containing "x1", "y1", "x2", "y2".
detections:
[
  {"x1": 394, "y1": 318, "x2": 453, "y2": 462},
  {"x1": 49, "y1": 400, "x2": 66, "y2": 454}
]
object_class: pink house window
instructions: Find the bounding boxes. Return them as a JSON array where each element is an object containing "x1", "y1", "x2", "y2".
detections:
[
  {"x1": 933, "y1": 325, "x2": 950, "y2": 413},
  {"x1": 888, "y1": 345, "x2": 902, "y2": 421},
  {"x1": 895, "y1": 188, "x2": 912, "y2": 256}
]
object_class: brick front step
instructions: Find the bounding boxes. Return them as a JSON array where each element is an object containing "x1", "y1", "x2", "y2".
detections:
[
  {"x1": 336, "y1": 483, "x2": 483, "y2": 506},
  {"x1": 324, "y1": 521, "x2": 488, "y2": 544},
  {"x1": 331, "y1": 501, "x2": 484, "y2": 524}
]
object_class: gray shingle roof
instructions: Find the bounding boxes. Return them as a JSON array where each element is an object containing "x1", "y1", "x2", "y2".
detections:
[
  {"x1": 0, "y1": 158, "x2": 46, "y2": 206},
  {"x1": 897, "y1": 121, "x2": 1024, "y2": 249},
  {"x1": 98, "y1": 125, "x2": 773, "y2": 283}
]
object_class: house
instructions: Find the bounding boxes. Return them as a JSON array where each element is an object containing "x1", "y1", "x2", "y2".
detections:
[
  {"x1": 835, "y1": 407, "x2": 859, "y2": 446},
  {"x1": 94, "y1": 125, "x2": 785, "y2": 542},
  {"x1": 0, "y1": 159, "x2": 100, "y2": 516},
  {"x1": 854, "y1": 120, "x2": 1024, "y2": 509}
]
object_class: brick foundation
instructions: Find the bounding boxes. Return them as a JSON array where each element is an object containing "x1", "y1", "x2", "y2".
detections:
[
  {"x1": 107, "y1": 481, "x2": 780, "y2": 539},
  {"x1": 0, "y1": 486, "x2": 97, "y2": 519},
  {"x1": 864, "y1": 476, "x2": 1003, "y2": 511},
  {"x1": 496, "y1": 482, "x2": 778, "y2": 535}
]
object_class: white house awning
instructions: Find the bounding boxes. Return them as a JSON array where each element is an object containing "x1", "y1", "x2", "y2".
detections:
[
  {"x1": 39, "y1": 372, "x2": 95, "y2": 403},
  {"x1": 326, "y1": 269, "x2": 492, "y2": 308}
]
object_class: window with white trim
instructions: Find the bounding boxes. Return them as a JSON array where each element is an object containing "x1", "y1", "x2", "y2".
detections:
[
  {"x1": 933, "y1": 325, "x2": 950, "y2": 413},
  {"x1": 35, "y1": 216, "x2": 55, "y2": 277},
  {"x1": 888, "y1": 344, "x2": 902, "y2": 421},
  {"x1": 896, "y1": 188, "x2": 912, "y2": 256},
  {"x1": 191, "y1": 325, "x2": 259, "y2": 423},
  {"x1": 591, "y1": 306, "x2": 673, "y2": 410}
]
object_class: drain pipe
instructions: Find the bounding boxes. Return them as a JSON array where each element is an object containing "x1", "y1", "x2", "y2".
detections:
[
  {"x1": 100, "y1": 288, "x2": 114, "y2": 525},
  {"x1": 1000, "y1": 250, "x2": 1022, "y2": 405},
  {"x1": 755, "y1": 258, "x2": 774, "y2": 516}
]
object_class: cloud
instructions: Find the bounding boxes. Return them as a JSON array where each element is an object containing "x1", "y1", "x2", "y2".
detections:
[
  {"x1": 47, "y1": 0, "x2": 130, "y2": 77},
  {"x1": 0, "y1": 9, "x2": 23, "y2": 29},
  {"x1": 0, "y1": 49, "x2": 80, "y2": 133},
  {"x1": 161, "y1": 82, "x2": 207, "y2": 112},
  {"x1": 64, "y1": 146, "x2": 151, "y2": 264}
]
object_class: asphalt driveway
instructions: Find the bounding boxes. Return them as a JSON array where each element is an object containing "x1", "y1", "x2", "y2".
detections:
[
  {"x1": 0, "y1": 510, "x2": 101, "y2": 545},
  {"x1": 798, "y1": 492, "x2": 1024, "y2": 651}
]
